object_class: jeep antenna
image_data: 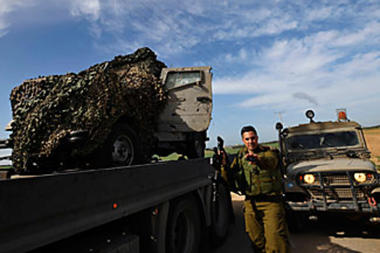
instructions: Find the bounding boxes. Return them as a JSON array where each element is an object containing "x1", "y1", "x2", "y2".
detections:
[{"x1": 275, "y1": 111, "x2": 285, "y2": 122}]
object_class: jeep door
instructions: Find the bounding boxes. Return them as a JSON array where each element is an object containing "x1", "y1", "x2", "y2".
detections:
[{"x1": 157, "y1": 66, "x2": 212, "y2": 133}]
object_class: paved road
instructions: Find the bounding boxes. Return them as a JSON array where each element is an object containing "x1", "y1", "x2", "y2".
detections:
[{"x1": 211, "y1": 194, "x2": 380, "y2": 253}]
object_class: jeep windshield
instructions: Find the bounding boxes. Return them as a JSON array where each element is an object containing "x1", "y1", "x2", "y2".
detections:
[
  {"x1": 286, "y1": 131, "x2": 359, "y2": 150},
  {"x1": 284, "y1": 130, "x2": 370, "y2": 162}
]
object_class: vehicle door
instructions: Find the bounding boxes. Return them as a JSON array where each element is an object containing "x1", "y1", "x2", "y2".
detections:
[{"x1": 157, "y1": 66, "x2": 212, "y2": 133}]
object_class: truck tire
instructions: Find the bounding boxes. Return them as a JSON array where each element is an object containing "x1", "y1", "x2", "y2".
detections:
[
  {"x1": 186, "y1": 133, "x2": 205, "y2": 159},
  {"x1": 166, "y1": 197, "x2": 201, "y2": 253},
  {"x1": 102, "y1": 124, "x2": 143, "y2": 166},
  {"x1": 210, "y1": 182, "x2": 232, "y2": 246}
]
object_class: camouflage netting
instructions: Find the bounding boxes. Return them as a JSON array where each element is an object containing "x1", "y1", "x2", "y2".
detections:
[{"x1": 9, "y1": 47, "x2": 167, "y2": 172}]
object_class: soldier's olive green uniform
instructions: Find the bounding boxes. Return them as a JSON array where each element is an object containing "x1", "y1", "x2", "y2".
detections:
[{"x1": 222, "y1": 145, "x2": 290, "y2": 253}]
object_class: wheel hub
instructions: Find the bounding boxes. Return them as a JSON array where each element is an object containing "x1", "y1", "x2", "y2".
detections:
[{"x1": 112, "y1": 135, "x2": 134, "y2": 164}]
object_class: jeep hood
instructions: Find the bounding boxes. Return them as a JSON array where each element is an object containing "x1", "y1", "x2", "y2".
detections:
[{"x1": 287, "y1": 158, "x2": 376, "y2": 176}]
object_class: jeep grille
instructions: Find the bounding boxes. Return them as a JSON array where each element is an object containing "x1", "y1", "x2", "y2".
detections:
[
  {"x1": 309, "y1": 188, "x2": 365, "y2": 201},
  {"x1": 322, "y1": 174, "x2": 350, "y2": 185},
  {"x1": 300, "y1": 172, "x2": 376, "y2": 202},
  {"x1": 303, "y1": 173, "x2": 376, "y2": 186}
]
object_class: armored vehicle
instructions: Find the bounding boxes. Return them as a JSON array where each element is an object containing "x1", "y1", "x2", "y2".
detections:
[
  {"x1": 0, "y1": 59, "x2": 232, "y2": 252},
  {"x1": 154, "y1": 66, "x2": 212, "y2": 158},
  {"x1": 101, "y1": 66, "x2": 212, "y2": 167},
  {"x1": 2, "y1": 53, "x2": 212, "y2": 172},
  {"x1": 276, "y1": 110, "x2": 380, "y2": 224}
]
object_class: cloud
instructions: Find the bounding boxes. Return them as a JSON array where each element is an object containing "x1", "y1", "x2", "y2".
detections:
[
  {"x1": 224, "y1": 48, "x2": 249, "y2": 63},
  {"x1": 0, "y1": 0, "x2": 35, "y2": 36},
  {"x1": 0, "y1": 18, "x2": 8, "y2": 37},
  {"x1": 0, "y1": 0, "x2": 101, "y2": 38},
  {"x1": 212, "y1": 15, "x2": 298, "y2": 41},
  {"x1": 333, "y1": 22, "x2": 380, "y2": 47},
  {"x1": 4, "y1": 0, "x2": 378, "y2": 57},
  {"x1": 292, "y1": 92, "x2": 318, "y2": 106},
  {"x1": 254, "y1": 17, "x2": 298, "y2": 37},
  {"x1": 0, "y1": 30, "x2": 7, "y2": 37},
  {"x1": 214, "y1": 17, "x2": 380, "y2": 112},
  {"x1": 62, "y1": 0, "x2": 306, "y2": 56},
  {"x1": 1, "y1": 0, "x2": 379, "y2": 56},
  {"x1": 69, "y1": 0, "x2": 100, "y2": 21},
  {"x1": 1, "y1": 0, "x2": 380, "y2": 144},
  {"x1": 306, "y1": 7, "x2": 334, "y2": 22},
  {"x1": 0, "y1": 149, "x2": 11, "y2": 166},
  {"x1": 239, "y1": 93, "x2": 290, "y2": 108}
]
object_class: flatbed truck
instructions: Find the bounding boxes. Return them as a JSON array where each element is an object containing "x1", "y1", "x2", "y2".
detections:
[
  {"x1": 0, "y1": 51, "x2": 230, "y2": 252},
  {"x1": 0, "y1": 158, "x2": 232, "y2": 253}
]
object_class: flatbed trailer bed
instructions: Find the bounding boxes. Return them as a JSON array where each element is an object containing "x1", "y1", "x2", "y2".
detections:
[{"x1": 0, "y1": 158, "x2": 231, "y2": 253}]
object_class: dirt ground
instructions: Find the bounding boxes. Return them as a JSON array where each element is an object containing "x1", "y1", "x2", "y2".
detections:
[
  {"x1": 363, "y1": 128, "x2": 380, "y2": 165},
  {"x1": 212, "y1": 194, "x2": 380, "y2": 253},
  {"x1": 212, "y1": 128, "x2": 380, "y2": 253}
]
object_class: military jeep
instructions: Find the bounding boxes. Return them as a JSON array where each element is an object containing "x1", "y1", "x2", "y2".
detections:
[
  {"x1": 276, "y1": 110, "x2": 380, "y2": 223},
  {"x1": 99, "y1": 66, "x2": 212, "y2": 166},
  {"x1": 1, "y1": 66, "x2": 212, "y2": 171}
]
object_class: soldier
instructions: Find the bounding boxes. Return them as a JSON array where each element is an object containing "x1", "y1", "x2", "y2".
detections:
[{"x1": 221, "y1": 125, "x2": 290, "y2": 253}]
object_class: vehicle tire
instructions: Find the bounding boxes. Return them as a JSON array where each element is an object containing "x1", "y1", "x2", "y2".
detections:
[
  {"x1": 186, "y1": 132, "x2": 205, "y2": 159},
  {"x1": 210, "y1": 181, "x2": 232, "y2": 246},
  {"x1": 166, "y1": 197, "x2": 201, "y2": 253},
  {"x1": 101, "y1": 124, "x2": 143, "y2": 166}
]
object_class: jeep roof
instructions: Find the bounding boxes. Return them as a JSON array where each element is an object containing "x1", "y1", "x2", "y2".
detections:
[{"x1": 287, "y1": 121, "x2": 361, "y2": 134}]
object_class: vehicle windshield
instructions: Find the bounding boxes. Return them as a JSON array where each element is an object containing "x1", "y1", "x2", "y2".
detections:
[
  {"x1": 165, "y1": 71, "x2": 202, "y2": 89},
  {"x1": 285, "y1": 131, "x2": 360, "y2": 151}
]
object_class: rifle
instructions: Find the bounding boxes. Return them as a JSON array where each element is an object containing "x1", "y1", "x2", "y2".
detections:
[
  {"x1": 211, "y1": 136, "x2": 226, "y2": 171},
  {"x1": 211, "y1": 136, "x2": 226, "y2": 201}
]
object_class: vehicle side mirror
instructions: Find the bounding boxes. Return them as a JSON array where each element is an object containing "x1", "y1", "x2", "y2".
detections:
[
  {"x1": 275, "y1": 122, "x2": 283, "y2": 131},
  {"x1": 305, "y1": 110, "x2": 315, "y2": 123}
]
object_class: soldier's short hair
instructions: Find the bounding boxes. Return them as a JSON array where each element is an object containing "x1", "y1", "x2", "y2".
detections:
[{"x1": 241, "y1": 125, "x2": 257, "y2": 137}]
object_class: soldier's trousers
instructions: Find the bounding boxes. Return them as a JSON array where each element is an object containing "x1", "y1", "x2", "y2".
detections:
[{"x1": 243, "y1": 200, "x2": 290, "y2": 253}]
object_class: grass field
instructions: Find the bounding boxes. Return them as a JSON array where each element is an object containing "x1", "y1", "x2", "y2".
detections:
[
  {"x1": 363, "y1": 127, "x2": 380, "y2": 167},
  {"x1": 161, "y1": 127, "x2": 380, "y2": 169},
  {"x1": 2, "y1": 127, "x2": 378, "y2": 168}
]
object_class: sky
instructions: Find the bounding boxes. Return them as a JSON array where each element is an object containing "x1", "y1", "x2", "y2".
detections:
[{"x1": 0, "y1": 0, "x2": 379, "y2": 154}]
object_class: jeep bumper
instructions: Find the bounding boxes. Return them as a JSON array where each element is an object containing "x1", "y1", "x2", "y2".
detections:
[
  {"x1": 286, "y1": 170, "x2": 380, "y2": 214},
  {"x1": 287, "y1": 199, "x2": 380, "y2": 214}
]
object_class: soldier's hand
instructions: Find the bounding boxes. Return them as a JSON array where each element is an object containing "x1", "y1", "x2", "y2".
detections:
[{"x1": 245, "y1": 153, "x2": 259, "y2": 165}]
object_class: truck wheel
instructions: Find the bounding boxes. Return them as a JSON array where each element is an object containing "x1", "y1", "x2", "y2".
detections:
[
  {"x1": 103, "y1": 124, "x2": 142, "y2": 166},
  {"x1": 166, "y1": 197, "x2": 201, "y2": 253},
  {"x1": 186, "y1": 133, "x2": 205, "y2": 159},
  {"x1": 210, "y1": 182, "x2": 232, "y2": 246}
]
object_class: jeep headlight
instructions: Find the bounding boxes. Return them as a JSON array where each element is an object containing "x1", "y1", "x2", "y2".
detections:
[
  {"x1": 303, "y1": 174, "x2": 315, "y2": 184},
  {"x1": 353, "y1": 172, "x2": 367, "y2": 183}
]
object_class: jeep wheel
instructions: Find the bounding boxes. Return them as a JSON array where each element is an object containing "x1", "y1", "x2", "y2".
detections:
[{"x1": 102, "y1": 124, "x2": 142, "y2": 166}]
